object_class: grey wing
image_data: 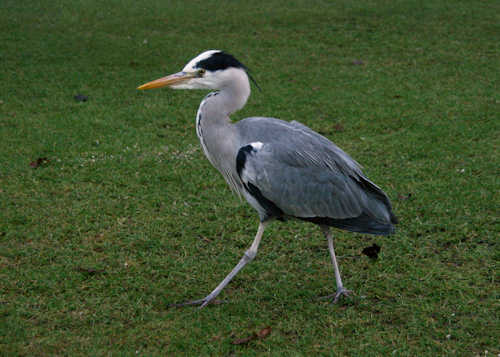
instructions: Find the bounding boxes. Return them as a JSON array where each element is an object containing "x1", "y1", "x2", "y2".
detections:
[
  {"x1": 289, "y1": 119, "x2": 362, "y2": 174},
  {"x1": 237, "y1": 138, "x2": 397, "y2": 234},
  {"x1": 239, "y1": 142, "x2": 362, "y2": 218},
  {"x1": 237, "y1": 117, "x2": 364, "y2": 179}
]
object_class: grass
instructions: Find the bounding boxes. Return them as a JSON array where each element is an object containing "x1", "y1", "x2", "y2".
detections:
[{"x1": 0, "y1": 0, "x2": 498, "y2": 355}]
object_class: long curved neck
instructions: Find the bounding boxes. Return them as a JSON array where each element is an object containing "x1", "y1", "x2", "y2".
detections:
[
  {"x1": 195, "y1": 68, "x2": 250, "y2": 193},
  {"x1": 196, "y1": 68, "x2": 251, "y2": 136},
  {"x1": 211, "y1": 68, "x2": 251, "y2": 117}
]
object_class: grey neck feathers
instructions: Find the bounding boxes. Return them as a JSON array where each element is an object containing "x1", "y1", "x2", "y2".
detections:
[
  {"x1": 209, "y1": 68, "x2": 251, "y2": 118},
  {"x1": 195, "y1": 69, "x2": 250, "y2": 195},
  {"x1": 196, "y1": 67, "x2": 251, "y2": 152}
]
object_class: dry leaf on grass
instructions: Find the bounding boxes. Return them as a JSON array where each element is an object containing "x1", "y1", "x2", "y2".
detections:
[
  {"x1": 30, "y1": 157, "x2": 49, "y2": 168},
  {"x1": 231, "y1": 327, "x2": 272, "y2": 345},
  {"x1": 362, "y1": 243, "x2": 381, "y2": 259}
]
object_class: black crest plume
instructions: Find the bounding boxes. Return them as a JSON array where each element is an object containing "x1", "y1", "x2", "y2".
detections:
[{"x1": 195, "y1": 51, "x2": 261, "y2": 91}]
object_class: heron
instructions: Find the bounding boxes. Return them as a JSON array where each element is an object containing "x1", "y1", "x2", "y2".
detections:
[{"x1": 138, "y1": 50, "x2": 398, "y2": 308}]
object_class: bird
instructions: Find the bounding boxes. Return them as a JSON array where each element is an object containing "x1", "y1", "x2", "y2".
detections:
[{"x1": 137, "y1": 50, "x2": 398, "y2": 308}]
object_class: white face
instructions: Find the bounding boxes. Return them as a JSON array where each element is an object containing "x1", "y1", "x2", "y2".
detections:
[
  {"x1": 182, "y1": 50, "x2": 221, "y2": 72},
  {"x1": 147, "y1": 49, "x2": 250, "y2": 93},
  {"x1": 167, "y1": 50, "x2": 221, "y2": 90},
  {"x1": 138, "y1": 50, "x2": 249, "y2": 91}
]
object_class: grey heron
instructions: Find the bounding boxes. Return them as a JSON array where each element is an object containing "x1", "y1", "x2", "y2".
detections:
[{"x1": 138, "y1": 50, "x2": 398, "y2": 308}]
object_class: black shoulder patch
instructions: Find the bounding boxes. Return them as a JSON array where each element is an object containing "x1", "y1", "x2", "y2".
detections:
[
  {"x1": 236, "y1": 144, "x2": 254, "y2": 177},
  {"x1": 195, "y1": 51, "x2": 247, "y2": 72},
  {"x1": 236, "y1": 144, "x2": 283, "y2": 221},
  {"x1": 246, "y1": 182, "x2": 284, "y2": 220}
]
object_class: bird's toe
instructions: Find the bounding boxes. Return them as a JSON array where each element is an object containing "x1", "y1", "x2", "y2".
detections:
[
  {"x1": 332, "y1": 287, "x2": 352, "y2": 304},
  {"x1": 318, "y1": 287, "x2": 353, "y2": 304},
  {"x1": 167, "y1": 296, "x2": 227, "y2": 309}
]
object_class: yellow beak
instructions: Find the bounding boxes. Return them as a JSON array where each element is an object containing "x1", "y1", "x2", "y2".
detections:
[{"x1": 137, "y1": 71, "x2": 195, "y2": 90}]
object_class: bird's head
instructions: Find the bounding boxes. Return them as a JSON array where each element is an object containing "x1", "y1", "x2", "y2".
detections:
[{"x1": 138, "y1": 50, "x2": 257, "y2": 91}]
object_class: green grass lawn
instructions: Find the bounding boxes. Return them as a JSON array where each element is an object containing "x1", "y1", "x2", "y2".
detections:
[{"x1": 1, "y1": 0, "x2": 498, "y2": 355}]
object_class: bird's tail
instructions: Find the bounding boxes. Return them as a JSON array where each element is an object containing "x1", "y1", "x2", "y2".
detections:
[
  {"x1": 326, "y1": 175, "x2": 398, "y2": 235},
  {"x1": 301, "y1": 213, "x2": 395, "y2": 235}
]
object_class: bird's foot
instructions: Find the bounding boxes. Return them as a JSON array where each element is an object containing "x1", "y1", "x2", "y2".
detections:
[
  {"x1": 319, "y1": 287, "x2": 353, "y2": 304},
  {"x1": 167, "y1": 295, "x2": 227, "y2": 309},
  {"x1": 332, "y1": 287, "x2": 352, "y2": 304}
]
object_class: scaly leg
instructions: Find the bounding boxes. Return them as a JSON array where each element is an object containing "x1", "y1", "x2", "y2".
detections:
[
  {"x1": 169, "y1": 222, "x2": 267, "y2": 309},
  {"x1": 321, "y1": 226, "x2": 352, "y2": 303}
]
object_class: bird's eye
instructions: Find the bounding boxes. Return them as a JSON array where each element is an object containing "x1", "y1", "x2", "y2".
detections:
[{"x1": 197, "y1": 69, "x2": 206, "y2": 77}]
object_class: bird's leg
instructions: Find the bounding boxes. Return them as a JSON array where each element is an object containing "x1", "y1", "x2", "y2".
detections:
[
  {"x1": 169, "y1": 222, "x2": 267, "y2": 309},
  {"x1": 321, "y1": 226, "x2": 352, "y2": 303}
]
